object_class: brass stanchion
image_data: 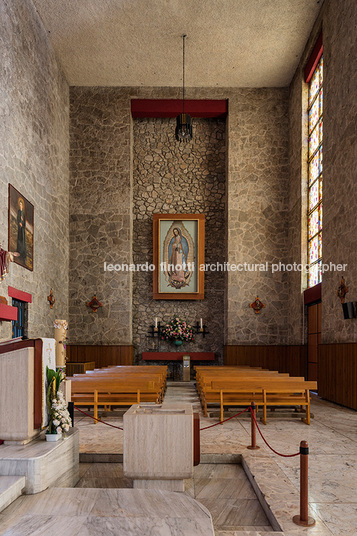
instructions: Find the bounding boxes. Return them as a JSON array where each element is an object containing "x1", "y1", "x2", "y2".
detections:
[
  {"x1": 247, "y1": 401, "x2": 260, "y2": 450},
  {"x1": 293, "y1": 440, "x2": 315, "y2": 527}
]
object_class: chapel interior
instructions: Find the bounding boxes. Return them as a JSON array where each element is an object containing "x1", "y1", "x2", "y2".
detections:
[{"x1": 0, "y1": 0, "x2": 357, "y2": 535}]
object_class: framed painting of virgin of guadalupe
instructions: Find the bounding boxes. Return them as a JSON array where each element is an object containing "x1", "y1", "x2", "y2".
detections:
[
  {"x1": 8, "y1": 185, "x2": 34, "y2": 271},
  {"x1": 153, "y1": 214, "x2": 205, "y2": 300}
]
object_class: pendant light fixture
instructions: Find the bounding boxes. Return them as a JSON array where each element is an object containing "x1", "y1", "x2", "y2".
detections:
[{"x1": 175, "y1": 34, "x2": 193, "y2": 142}]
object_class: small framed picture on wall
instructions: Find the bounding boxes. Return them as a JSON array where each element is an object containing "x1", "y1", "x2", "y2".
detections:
[
  {"x1": 8, "y1": 184, "x2": 34, "y2": 271},
  {"x1": 153, "y1": 213, "x2": 205, "y2": 300}
]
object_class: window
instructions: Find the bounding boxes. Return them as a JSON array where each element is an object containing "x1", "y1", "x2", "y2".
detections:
[
  {"x1": 12, "y1": 298, "x2": 27, "y2": 338},
  {"x1": 307, "y1": 55, "x2": 323, "y2": 288}
]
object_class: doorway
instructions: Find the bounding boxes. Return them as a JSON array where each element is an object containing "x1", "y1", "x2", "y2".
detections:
[{"x1": 307, "y1": 301, "x2": 321, "y2": 383}]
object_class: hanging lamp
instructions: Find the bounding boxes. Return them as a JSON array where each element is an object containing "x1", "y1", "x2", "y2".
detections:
[{"x1": 175, "y1": 34, "x2": 193, "y2": 142}]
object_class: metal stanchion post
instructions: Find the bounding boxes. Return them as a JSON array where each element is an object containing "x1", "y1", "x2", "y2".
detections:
[
  {"x1": 247, "y1": 401, "x2": 260, "y2": 450},
  {"x1": 293, "y1": 440, "x2": 315, "y2": 527}
]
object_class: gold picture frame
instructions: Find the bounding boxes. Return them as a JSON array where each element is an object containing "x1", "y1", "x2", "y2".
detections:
[{"x1": 153, "y1": 213, "x2": 205, "y2": 300}]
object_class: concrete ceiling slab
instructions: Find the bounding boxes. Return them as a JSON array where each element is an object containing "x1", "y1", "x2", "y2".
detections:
[{"x1": 32, "y1": 0, "x2": 323, "y2": 87}]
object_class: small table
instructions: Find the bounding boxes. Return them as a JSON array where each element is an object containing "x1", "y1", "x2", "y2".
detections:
[{"x1": 66, "y1": 361, "x2": 95, "y2": 376}]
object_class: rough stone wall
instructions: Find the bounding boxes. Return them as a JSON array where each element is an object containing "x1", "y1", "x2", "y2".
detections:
[
  {"x1": 69, "y1": 89, "x2": 132, "y2": 344},
  {"x1": 322, "y1": 0, "x2": 357, "y2": 342},
  {"x1": 0, "y1": 0, "x2": 69, "y2": 340},
  {"x1": 226, "y1": 89, "x2": 290, "y2": 345},
  {"x1": 132, "y1": 118, "x2": 226, "y2": 361},
  {"x1": 288, "y1": 0, "x2": 357, "y2": 344},
  {"x1": 69, "y1": 86, "x2": 291, "y2": 349}
]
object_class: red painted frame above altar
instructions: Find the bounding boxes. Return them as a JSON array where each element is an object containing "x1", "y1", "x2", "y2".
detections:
[{"x1": 142, "y1": 352, "x2": 215, "y2": 361}]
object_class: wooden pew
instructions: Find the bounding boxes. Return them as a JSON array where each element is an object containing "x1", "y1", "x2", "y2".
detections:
[
  {"x1": 71, "y1": 379, "x2": 162, "y2": 423},
  {"x1": 70, "y1": 365, "x2": 167, "y2": 421},
  {"x1": 195, "y1": 366, "x2": 317, "y2": 425},
  {"x1": 205, "y1": 379, "x2": 317, "y2": 424}
]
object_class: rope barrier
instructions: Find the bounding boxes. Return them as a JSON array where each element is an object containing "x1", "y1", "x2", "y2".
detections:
[
  {"x1": 73, "y1": 405, "x2": 123, "y2": 430},
  {"x1": 200, "y1": 407, "x2": 250, "y2": 430},
  {"x1": 249, "y1": 407, "x2": 299, "y2": 457}
]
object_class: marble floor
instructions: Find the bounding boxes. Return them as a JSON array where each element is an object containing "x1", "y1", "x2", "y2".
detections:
[
  {"x1": 75, "y1": 462, "x2": 272, "y2": 533},
  {"x1": 0, "y1": 487, "x2": 215, "y2": 535},
  {"x1": 73, "y1": 381, "x2": 357, "y2": 535}
]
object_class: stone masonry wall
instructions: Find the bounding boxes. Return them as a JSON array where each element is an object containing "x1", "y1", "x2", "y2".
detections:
[
  {"x1": 226, "y1": 89, "x2": 290, "y2": 345},
  {"x1": 288, "y1": 0, "x2": 357, "y2": 344},
  {"x1": 69, "y1": 88, "x2": 133, "y2": 344},
  {"x1": 0, "y1": 0, "x2": 69, "y2": 339},
  {"x1": 69, "y1": 86, "x2": 291, "y2": 349},
  {"x1": 132, "y1": 118, "x2": 226, "y2": 361}
]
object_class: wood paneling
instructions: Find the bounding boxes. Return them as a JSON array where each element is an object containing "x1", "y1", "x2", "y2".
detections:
[
  {"x1": 224, "y1": 345, "x2": 308, "y2": 379},
  {"x1": 319, "y1": 343, "x2": 357, "y2": 410},
  {"x1": 225, "y1": 343, "x2": 357, "y2": 411},
  {"x1": 67, "y1": 345, "x2": 133, "y2": 368}
]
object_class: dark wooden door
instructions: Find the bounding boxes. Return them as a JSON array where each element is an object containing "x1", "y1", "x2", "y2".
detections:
[{"x1": 307, "y1": 302, "x2": 321, "y2": 384}]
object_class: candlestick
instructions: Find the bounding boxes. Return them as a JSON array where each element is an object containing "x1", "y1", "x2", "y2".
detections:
[
  {"x1": 200, "y1": 318, "x2": 203, "y2": 329},
  {"x1": 154, "y1": 317, "x2": 158, "y2": 328}
]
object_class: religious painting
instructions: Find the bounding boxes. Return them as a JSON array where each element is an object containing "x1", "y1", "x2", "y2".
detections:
[
  {"x1": 153, "y1": 214, "x2": 205, "y2": 300},
  {"x1": 8, "y1": 185, "x2": 34, "y2": 271}
]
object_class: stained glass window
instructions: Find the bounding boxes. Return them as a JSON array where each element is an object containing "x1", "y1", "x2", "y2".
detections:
[{"x1": 308, "y1": 55, "x2": 323, "y2": 288}]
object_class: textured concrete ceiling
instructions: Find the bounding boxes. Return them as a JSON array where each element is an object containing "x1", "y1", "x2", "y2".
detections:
[{"x1": 32, "y1": 0, "x2": 323, "y2": 87}]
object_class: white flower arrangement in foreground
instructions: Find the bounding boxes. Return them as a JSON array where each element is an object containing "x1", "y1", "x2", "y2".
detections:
[{"x1": 50, "y1": 390, "x2": 72, "y2": 435}]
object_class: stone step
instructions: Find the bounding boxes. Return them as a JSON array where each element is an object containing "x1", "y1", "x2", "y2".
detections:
[{"x1": 0, "y1": 476, "x2": 26, "y2": 513}]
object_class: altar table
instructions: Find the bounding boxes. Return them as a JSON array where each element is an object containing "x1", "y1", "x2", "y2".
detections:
[{"x1": 142, "y1": 352, "x2": 215, "y2": 361}]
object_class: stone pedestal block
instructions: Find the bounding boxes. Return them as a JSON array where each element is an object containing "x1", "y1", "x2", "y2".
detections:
[{"x1": 123, "y1": 403, "x2": 193, "y2": 491}]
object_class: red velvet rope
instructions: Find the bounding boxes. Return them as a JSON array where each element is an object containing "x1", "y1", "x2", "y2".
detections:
[
  {"x1": 74, "y1": 405, "x2": 123, "y2": 430},
  {"x1": 200, "y1": 406, "x2": 250, "y2": 430},
  {"x1": 74, "y1": 404, "x2": 301, "y2": 458},
  {"x1": 249, "y1": 407, "x2": 299, "y2": 457}
]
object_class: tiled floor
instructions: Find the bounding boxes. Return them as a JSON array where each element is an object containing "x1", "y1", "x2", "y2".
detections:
[
  {"x1": 75, "y1": 462, "x2": 272, "y2": 533},
  {"x1": 74, "y1": 381, "x2": 357, "y2": 535},
  {"x1": 0, "y1": 487, "x2": 214, "y2": 535}
]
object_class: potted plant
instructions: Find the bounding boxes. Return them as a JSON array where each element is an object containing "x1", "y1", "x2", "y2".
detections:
[
  {"x1": 46, "y1": 367, "x2": 72, "y2": 441},
  {"x1": 161, "y1": 316, "x2": 195, "y2": 346}
]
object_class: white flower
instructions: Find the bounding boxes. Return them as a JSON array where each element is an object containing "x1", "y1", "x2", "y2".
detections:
[
  {"x1": 53, "y1": 419, "x2": 60, "y2": 426},
  {"x1": 56, "y1": 427, "x2": 62, "y2": 434}
]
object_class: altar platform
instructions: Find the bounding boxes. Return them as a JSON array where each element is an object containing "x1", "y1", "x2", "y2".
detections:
[{"x1": 0, "y1": 429, "x2": 79, "y2": 495}]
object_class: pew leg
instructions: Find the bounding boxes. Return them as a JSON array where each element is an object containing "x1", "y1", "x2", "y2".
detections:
[
  {"x1": 302, "y1": 390, "x2": 311, "y2": 425},
  {"x1": 204, "y1": 400, "x2": 207, "y2": 418},
  {"x1": 94, "y1": 391, "x2": 98, "y2": 424},
  {"x1": 261, "y1": 392, "x2": 267, "y2": 425},
  {"x1": 220, "y1": 391, "x2": 224, "y2": 424},
  {"x1": 94, "y1": 404, "x2": 98, "y2": 424}
]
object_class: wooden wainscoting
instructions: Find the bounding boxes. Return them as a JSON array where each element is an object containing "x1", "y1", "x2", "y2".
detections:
[
  {"x1": 224, "y1": 345, "x2": 308, "y2": 379},
  {"x1": 67, "y1": 345, "x2": 133, "y2": 368},
  {"x1": 319, "y1": 343, "x2": 357, "y2": 410}
]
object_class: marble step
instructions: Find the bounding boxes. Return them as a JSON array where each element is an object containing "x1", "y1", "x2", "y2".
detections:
[{"x1": 0, "y1": 475, "x2": 26, "y2": 513}]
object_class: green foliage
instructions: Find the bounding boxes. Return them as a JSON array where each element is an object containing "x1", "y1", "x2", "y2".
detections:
[
  {"x1": 46, "y1": 367, "x2": 64, "y2": 434},
  {"x1": 46, "y1": 367, "x2": 63, "y2": 391}
]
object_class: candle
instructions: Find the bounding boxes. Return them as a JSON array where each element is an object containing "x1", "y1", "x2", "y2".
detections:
[
  {"x1": 200, "y1": 318, "x2": 203, "y2": 329},
  {"x1": 154, "y1": 317, "x2": 158, "y2": 328}
]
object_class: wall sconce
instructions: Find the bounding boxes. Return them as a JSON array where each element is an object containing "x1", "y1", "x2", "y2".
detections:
[
  {"x1": 195, "y1": 318, "x2": 209, "y2": 338},
  {"x1": 249, "y1": 297, "x2": 266, "y2": 314},
  {"x1": 86, "y1": 295, "x2": 103, "y2": 313},
  {"x1": 47, "y1": 289, "x2": 55, "y2": 309}
]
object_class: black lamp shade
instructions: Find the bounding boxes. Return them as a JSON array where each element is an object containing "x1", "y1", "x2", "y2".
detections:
[{"x1": 175, "y1": 113, "x2": 193, "y2": 142}]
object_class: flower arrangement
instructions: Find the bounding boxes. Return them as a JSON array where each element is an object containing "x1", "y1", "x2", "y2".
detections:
[
  {"x1": 161, "y1": 316, "x2": 195, "y2": 343},
  {"x1": 46, "y1": 367, "x2": 71, "y2": 435}
]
